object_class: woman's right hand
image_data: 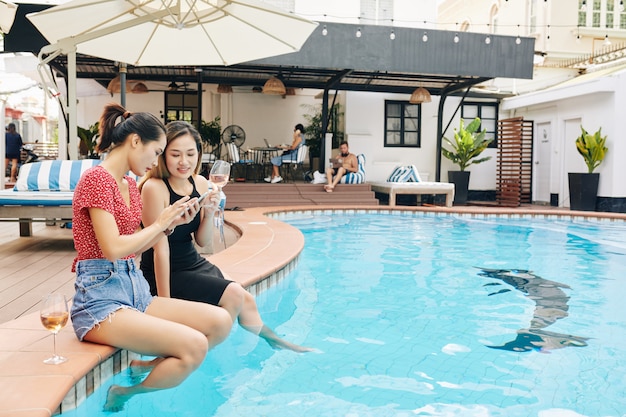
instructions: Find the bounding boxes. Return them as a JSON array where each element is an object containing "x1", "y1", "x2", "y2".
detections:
[{"x1": 156, "y1": 195, "x2": 193, "y2": 231}]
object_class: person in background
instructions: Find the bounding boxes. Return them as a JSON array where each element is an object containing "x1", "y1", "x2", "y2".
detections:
[
  {"x1": 139, "y1": 121, "x2": 311, "y2": 352},
  {"x1": 264, "y1": 123, "x2": 305, "y2": 184},
  {"x1": 70, "y1": 104, "x2": 232, "y2": 412},
  {"x1": 5, "y1": 123, "x2": 23, "y2": 182},
  {"x1": 324, "y1": 141, "x2": 357, "y2": 193}
]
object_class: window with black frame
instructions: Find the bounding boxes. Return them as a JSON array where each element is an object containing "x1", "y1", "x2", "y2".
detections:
[
  {"x1": 461, "y1": 101, "x2": 498, "y2": 148},
  {"x1": 165, "y1": 91, "x2": 199, "y2": 125},
  {"x1": 384, "y1": 101, "x2": 421, "y2": 148}
]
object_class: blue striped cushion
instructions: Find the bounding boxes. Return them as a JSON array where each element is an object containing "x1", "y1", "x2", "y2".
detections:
[
  {"x1": 386, "y1": 165, "x2": 421, "y2": 182},
  {"x1": 14, "y1": 159, "x2": 101, "y2": 191},
  {"x1": 340, "y1": 154, "x2": 366, "y2": 184}
]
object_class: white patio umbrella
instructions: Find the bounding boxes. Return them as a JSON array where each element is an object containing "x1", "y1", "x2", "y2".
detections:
[
  {"x1": 0, "y1": 0, "x2": 17, "y2": 33},
  {"x1": 26, "y1": 0, "x2": 318, "y2": 66},
  {"x1": 26, "y1": 0, "x2": 317, "y2": 159}
]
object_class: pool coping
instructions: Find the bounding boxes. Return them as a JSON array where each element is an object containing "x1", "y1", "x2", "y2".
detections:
[{"x1": 1, "y1": 205, "x2": 625, "y2": 416}]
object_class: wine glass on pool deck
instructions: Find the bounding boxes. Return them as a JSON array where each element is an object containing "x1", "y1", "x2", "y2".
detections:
[
  {"x1": 40, "y1": 293, "x2": 69, "y2": 364},
  {"x1": 209, "y1": 160, "x2": 230, "y2": 244}
]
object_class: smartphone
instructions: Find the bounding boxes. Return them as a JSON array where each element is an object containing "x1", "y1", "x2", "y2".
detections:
[
  {"x1": 181, "y1": 192, "x2": 210, "y2": 217},
  {"x1": 197, "y1": 191, "x2": 210, "y2": 204}
]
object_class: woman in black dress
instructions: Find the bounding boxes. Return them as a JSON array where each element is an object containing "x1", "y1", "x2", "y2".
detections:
[{"x1": 139, "y1": 121, "x2": 310, "y2": 352}]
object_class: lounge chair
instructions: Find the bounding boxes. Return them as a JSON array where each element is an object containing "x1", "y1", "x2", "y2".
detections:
[
  {"x1": 0, "y1": 159, "x2": 101, "y2": 236},
  {"x1": 340, "y1": 154, "x2": 366, "y2": 184},
  {"x1": 369, "y1": 165, "x2": 455, "y2": 208}
]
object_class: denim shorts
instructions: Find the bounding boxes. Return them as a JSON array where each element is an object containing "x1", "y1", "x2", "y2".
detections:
[{"x1": 71, "y1": 259, "x2": 154, "y2": 341}]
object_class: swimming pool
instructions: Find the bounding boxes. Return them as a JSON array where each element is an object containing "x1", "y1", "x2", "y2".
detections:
[{"x1": 63, "y1": 211, "x2": 626, "y2": 416}]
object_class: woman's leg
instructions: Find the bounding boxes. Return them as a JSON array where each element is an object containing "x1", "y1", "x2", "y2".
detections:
[
  {"x1": 85, "y1": 299, "x2": 231, "y2": 411},
  {"x1": 9, "y1": 158, "x2": 18, "y2": 182},
  {"x1": 219, "y1": 283, "x2": 312, "y2": 352}
]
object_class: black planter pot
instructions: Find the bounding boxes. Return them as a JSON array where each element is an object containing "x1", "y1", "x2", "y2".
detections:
[
  {"x1": 448, "y1": 171, "x2": 470, "y2": 205},
  {"x1": 568, "y1": 172, "x2": 599, "y2": 211}
]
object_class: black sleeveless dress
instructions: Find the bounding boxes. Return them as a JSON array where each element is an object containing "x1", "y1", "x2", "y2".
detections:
[{"x1": 140, "y1": 177, "x2": 232, "y2": 305}]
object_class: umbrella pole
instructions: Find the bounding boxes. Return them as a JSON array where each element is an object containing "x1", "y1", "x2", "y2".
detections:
[
  {"x1": 120, "y1": 63, "x2": 127, "y2": 108},
  {"x1": 68, "y1": 50, "x2": 78, "y2": 160}
]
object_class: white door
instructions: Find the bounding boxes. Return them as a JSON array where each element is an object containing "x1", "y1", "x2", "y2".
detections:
[{"x1": 534, "y1": 122, "x2": 552, "y2": 204}]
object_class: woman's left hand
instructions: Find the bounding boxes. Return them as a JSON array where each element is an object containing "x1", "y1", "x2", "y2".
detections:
[{"x1": 202, "y1": 186, "x2": 222, "y2": 212}]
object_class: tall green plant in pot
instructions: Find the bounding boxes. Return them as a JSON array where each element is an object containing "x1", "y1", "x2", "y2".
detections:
[
  {"x1": 301, "y1": 103, "x2": 343, "y2": 172},
  {"x1": 77, "y1": 122, "x2": 100, "y2": 159},
  {"x1": 568, "y1": 126, "x2": 608, "y2": 211},
  {"x1": 442, "y1": 117, "x2": 493, "y2": 205},
  {"x1": 198, "y1": 116, "x2": 221, "y2": 159}
]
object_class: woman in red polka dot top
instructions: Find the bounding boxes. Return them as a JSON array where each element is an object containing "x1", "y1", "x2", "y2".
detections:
[{"x1": 70, "y1": 103, "x2": 232, "y2": 412}]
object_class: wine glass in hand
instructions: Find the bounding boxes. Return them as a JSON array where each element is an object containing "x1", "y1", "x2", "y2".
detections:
[
  {"x1": 40, "y1": 293, "x2": 69, "y2": 364},
  {"x1": 209, "y1": 160, "x2": 230, "y2": 243},
  {"x1": 209, "y1": 160, "x2": 230, "y2": 189}
]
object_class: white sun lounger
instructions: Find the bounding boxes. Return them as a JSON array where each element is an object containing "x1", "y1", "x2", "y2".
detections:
[
  {"x1": 369, "y1": 181, "x2": 455, "y2": 207},
  {"x1": 369, "y1": 165, "x2": 455, "y2": 207}
]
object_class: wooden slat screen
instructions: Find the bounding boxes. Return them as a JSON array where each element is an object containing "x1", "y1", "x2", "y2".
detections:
[{"x1": 496, "y1": 117, "x2": 533, "y2": 207}]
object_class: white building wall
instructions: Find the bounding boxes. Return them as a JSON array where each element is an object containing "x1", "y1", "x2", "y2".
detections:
[
  {"x1": 343, "y1": 90, "x2": 497, "y2": 187},
  {"x1": 502, "y1": 73, "x2": 624, "y2": 205}
]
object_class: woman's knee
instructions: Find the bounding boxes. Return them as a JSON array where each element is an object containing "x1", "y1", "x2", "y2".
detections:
[
  {"x1": 220, "y1": 283, "x2": 246, "y2": 310},
  {"x1": 209, "y1": 307, "x2": 233, "y2": 345},
  {"x1": 182, "y1": 330, "x2": 210, "y2": 369}
]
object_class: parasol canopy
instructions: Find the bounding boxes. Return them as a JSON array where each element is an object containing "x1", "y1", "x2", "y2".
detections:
[
  {"x1": 27, "y1": 0, "x2": 318, "y2": 66},
  {"x1": 0, "y1": 0, "x2": 17, "y2": 33}
]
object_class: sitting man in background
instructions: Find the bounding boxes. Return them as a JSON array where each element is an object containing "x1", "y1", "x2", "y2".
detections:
[{"x1": 324, "y1": 141, "x2": 357, "y2": 193}]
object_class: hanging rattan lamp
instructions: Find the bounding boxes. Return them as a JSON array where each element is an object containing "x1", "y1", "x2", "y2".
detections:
[
  {"x1": 106, "y1": 75, "x2": 125, "y2": 94},
  {"x1": 409, "y1": 87, "x2": 432, "y2": 104},
  {"x1": 131, "y1": 82, "x2": 149, "y2": 94},
  {"x1": 262, "y1": 76, "x2": 286, "y2": 95},
  {"x1": 217, "y1": 84, "x2": 233, "y2": 93}
]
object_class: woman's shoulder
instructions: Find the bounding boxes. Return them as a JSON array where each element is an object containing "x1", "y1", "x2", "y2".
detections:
[
  {"x1": 141, "y1": 177, "x2": 168, "y2": 195},
  {"x1": 192, "y1": 174, "x2": 210, "y2": 193}
]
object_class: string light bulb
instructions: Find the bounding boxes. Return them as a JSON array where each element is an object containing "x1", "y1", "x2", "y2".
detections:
[
  {"x1": 581, "y1": 0, "x2": 587, "y2": 11},
  {"x1": 322, "y1": 25, "x2": 327, "y2": 36},
  {"x1": 515, "y1": 36, "x2": 521, "y2": 45},
  {"x1": 422, "y1": 32, "x2": 428, "y2": 42},
  {"x1": 485, "y1": 35, "x2": 491, "y2": 44},
  {"x1": 620, "y1": 0, "x2": 624, "y2": 12},
  {"x1": 390, "y1": 30, "x2": 395, "y2": 40},
  {"x1": 604, "y1": 34, "x2": 611, "y2": 46},
  {"x1": 453, "y1": 33, "x2": 460, "y2": 43},
  {"x1": 356, "y1": 27, "x2": 362, "y2": 38}
]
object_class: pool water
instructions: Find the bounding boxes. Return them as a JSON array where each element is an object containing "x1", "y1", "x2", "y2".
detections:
[{"x1": 63, "y1": 212, "x2": 626, "y2": 417}]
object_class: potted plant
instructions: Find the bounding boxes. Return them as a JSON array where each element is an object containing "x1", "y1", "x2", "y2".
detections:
[
  {"x1": 198, "y1": 116, "x2": 221, "y2": 158},
  {"x1": 568, "y1": 126, "x2": 608, "y2": 211},
  {"x1": 302, "y1": 103, "x2": 344, "y2": 172},
  {"x1": 442, "y1": 117, "x2": 493, "y2": 204},
  {"x1": 77, "y1": 122, "x2": 100, "y2": 159}
]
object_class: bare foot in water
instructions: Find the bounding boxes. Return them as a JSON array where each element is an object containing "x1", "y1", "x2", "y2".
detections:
[
  {"x1": 267, "y1": 338, "x2": 315, "y2": 352},
  {"x1": 104, "y1": 385, "x2": 132, "y2": 412},
  {"x1": 129, "y1": 358, "x2": 162, "y2": 376}
]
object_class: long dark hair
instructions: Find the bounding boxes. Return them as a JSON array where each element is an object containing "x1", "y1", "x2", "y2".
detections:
[{"x1": 96, "y1": 103, "x2": 165, "y2": 153}]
